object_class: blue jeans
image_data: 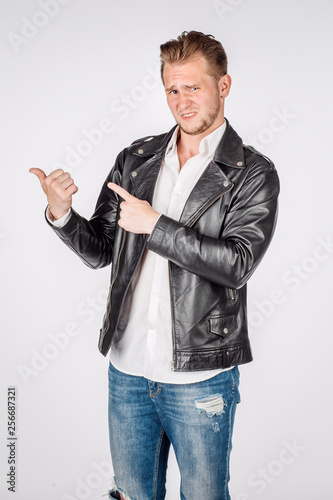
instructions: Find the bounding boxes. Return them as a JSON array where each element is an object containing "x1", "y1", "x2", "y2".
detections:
[{"x1": 107, "y1": 362, "x2": 241, "y2": 500}]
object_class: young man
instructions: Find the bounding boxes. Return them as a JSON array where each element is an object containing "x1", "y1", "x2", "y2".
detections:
[{"x1": 30, "y1": 31, "x2": 279, "y2": 500}]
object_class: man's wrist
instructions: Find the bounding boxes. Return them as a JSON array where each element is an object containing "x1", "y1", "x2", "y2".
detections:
[
  {"x1": 46, "y1": 206, "x2": 72, "y2": 227},
  {"x1": 151, "y1": 213, "x2": 162, "y2": 233},
  {"x1": 48, "y1": 206, "x2": 70, "y2": 221}
]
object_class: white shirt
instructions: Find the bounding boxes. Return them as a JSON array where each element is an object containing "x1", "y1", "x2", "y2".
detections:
[
  {"x1": 51, "y1": 122, "x2": 232, "y2": 383},
  {"x1": 111, "y1": 122, "x2": 233, "y2": 383}
]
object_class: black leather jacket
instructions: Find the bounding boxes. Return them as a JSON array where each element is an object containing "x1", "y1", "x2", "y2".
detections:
[{"x1": 48, "y1": 119, "x2": 279, "y2": 371}]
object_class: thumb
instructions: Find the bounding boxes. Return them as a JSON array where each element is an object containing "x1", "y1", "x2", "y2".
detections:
[{"x1": 29, "y1": 167, "x2": 47, "y2": 184}]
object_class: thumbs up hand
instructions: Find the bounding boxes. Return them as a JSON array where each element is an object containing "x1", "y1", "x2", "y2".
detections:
[{"x1": 29, "y1": 168, "x2": 78, "y2": 220}]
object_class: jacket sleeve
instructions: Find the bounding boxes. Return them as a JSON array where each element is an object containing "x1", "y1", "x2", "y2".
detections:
[
  {"x1": 45, "y1": 149, "x2": 126, "y2": 270},
  {"x1": 147, "y1": 159, "x2": 280, "y2": 289}
]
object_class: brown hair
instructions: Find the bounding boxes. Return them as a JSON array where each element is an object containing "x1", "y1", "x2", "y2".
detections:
[{"x1": 160, "y1": 31, "x2": 228, "y2": 84}]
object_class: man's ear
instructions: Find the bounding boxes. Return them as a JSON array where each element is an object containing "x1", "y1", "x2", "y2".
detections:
[{"x1": 219, "y1": 74, "x2": 232, "y2": 98}]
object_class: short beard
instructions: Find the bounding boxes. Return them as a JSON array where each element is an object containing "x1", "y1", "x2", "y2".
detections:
[
  {"x1": 179, "y1": 118, "x2": 213, "y2": 136},
  {"x1": 177, "y1": 99, "x2": 222, "y2": 136}
]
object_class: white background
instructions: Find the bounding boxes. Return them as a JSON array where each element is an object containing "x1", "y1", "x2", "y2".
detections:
[{"x1": 1, "y1": 0, "x2": 332, "y2": 499}]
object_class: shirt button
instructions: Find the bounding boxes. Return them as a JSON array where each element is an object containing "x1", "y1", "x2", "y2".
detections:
[
  {"x1": 223, "y1": 328, "x2": 229, "y2": 334},
  {"x1": 131, "y1": 171, "x2": 137, "y2": 177},
  {"x1": 237, "y1": 161, "x2": 243, "y2": 166},
  {"x1": 149, "y1": 325, "x2": 154, "y2": 330},
  {"x1": 137, "y1": 149, "x2": 144, "y2": 154},
  {"x1": 223, "y1": 180, "x2": 229, "y2": 187}
]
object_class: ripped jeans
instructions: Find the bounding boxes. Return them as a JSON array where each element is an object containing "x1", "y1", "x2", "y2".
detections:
[{"x1": 107, "y1": 362, "x2": 240, "y2": 500}]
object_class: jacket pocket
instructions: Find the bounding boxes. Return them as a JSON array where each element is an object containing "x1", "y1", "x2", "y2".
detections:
[{"x1": 209, "y1": 314, "x2": 237, "y2": 337}]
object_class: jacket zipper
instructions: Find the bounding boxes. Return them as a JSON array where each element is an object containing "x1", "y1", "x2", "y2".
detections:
[
  {"x1": 170, "y1": 184, "x2": 234, "y2": 369},
  {"x1": 100, "y1": 232, "x2": 127, "y2": 348},
  {"x1": 188, "y1": 185, "x2": 233, "y2": 227},
  {"x1": 169, "y1": 260, "x2": 176, "y2": 371},
  {"x1": 229, "y1": 289, "x2": 235, "y2": 300}
]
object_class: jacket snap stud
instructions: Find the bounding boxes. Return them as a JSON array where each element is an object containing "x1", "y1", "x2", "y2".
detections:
[
  {"x1": 131, "y1": 171, "x2": 137, "y2": 177},
  {"x1": 223, "y1": 180, "x2": 229, "y2": 187},
  {"x1": 237, "y1": 161, "x2": 243, "y2": 166},
  {"x1": 138, "y1": 149, "x2": 144, "y2": 154},
  {"x1": 223, "y1": 328, "x2": 229, "y2": 334}
]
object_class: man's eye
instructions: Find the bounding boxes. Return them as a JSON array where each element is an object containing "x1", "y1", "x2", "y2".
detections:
[
  {"x1": 170, "y1": 90, "x2": 178, "y2": 95},
  {"x1": 190, "y1": 87, "x2": 199, "y2": 91}
]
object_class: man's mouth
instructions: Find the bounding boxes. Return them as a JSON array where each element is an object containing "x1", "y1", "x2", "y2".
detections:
[{"x1": 181, "y1": 112, "x2": 198, "y2": 120}]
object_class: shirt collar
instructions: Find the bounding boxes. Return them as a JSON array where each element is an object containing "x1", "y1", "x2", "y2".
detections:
[
  {"x1": 165, "y1": 121, "x2": 227, "y2": 161},
  {"x1": 165, "y1": 127, "x2": 180, "y2": 159},
  {"x1": 199, "y1": 121, "x2": 227, "y2": 157}
]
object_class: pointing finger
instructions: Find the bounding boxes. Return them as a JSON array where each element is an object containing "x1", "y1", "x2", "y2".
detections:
[{"x1": 107, "y1": 182, "x2": 136, "y2": 202}]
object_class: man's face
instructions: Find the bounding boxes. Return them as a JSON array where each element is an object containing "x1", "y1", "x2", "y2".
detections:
[{"x1": 163, "y1": 56, "x2": 228, "y2": 137}]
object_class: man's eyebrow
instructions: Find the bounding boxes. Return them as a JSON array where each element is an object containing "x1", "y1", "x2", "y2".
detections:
[{"x1": 165, "y1": 84, "x2": 201, "y2": 92}]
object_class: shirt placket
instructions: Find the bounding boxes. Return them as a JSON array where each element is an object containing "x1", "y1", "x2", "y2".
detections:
[{"x1": 144, "y1": 156, "x2": 179, "y2": 377}]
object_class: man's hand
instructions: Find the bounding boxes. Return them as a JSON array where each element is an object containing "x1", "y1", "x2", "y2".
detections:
[
  {"x1": 108, "y1": 182, "x2": 160, "y2": 235},
  {"x1": 29, "y1": 168, "x2": 78, "y2": 220}
]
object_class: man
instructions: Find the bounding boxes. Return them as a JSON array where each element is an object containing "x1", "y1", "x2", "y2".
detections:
[{"x1": 30, "y1": 31, "x2": 279, "y2": 500}]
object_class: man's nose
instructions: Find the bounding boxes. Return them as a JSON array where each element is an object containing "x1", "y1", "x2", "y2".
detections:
[{"x1": 177, "y1": 93, "x2": 192, "y2": 110}]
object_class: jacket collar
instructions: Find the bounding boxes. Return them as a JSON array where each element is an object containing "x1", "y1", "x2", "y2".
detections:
[
  {"x1": 132, "y1": 127, "x2": 176, "y2": 159},
  {"x1": 132, "y1": 118, "x2": 245, "y2": 168},
  {"x1": 130, "y1": 119, "x2": 244, "y2": 226},
  {"x1": 213, "y1": 118, "x2": 245, "y2": 168}
]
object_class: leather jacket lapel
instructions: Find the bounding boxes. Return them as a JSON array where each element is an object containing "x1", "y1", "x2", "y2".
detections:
[
  {"x1": 129, "y1": 153, "x2": 164, "y2": 204},
  {"x1": 179, "y1": 161, "x2": 234, "y2": 227},
  {"x1": 128, "y1": 127, "x2": 176, "y2": 202},
  {"x1": 129, "y1": 119, "x2": 245, "y2": 225}
]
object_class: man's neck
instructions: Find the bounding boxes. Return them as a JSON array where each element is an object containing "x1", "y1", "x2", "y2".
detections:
[{"x1": 177, "y1": 119, "x2": 225, "y2": 169}]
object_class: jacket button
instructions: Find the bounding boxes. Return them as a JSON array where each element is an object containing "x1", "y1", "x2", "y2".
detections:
[
  {"x1": 131, "y1": 171, "x2": 137, "y2": 177},
  {"x1": 223, "y1": 180, "x2": 229, "y2": 187},
  {"x1": 223, "y1": 328, "x2": 229, "y2": 334},
  {"x1": 237, "y1": 161, "x2": 243, "y2": 166},
  {"x1": 138, "y1": 149, "x2": 144, "y2": 154}
]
